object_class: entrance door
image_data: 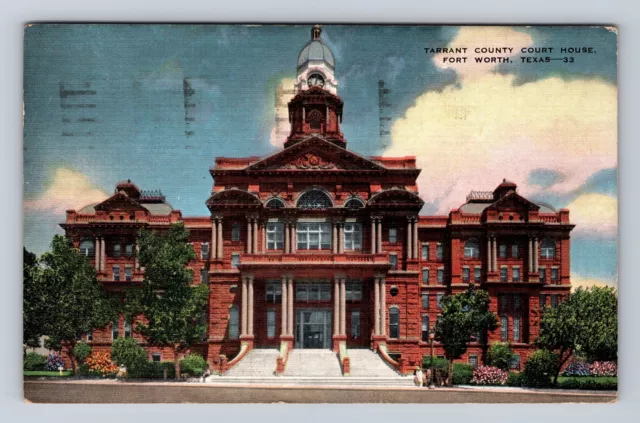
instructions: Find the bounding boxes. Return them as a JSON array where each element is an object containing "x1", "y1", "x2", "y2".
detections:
[{"x1": 295, "y1": 309, "x2": 332, "y2": 349}]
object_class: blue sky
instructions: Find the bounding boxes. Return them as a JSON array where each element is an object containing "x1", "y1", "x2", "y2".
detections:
[{"x1": 23, "y1": 24, "x2": 617, "y2": 287}]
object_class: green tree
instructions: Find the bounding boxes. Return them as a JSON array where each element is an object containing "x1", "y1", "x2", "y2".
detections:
[
  {"x1": 125, "y1": 224, "x2": 209, "y2": 379},
  {"x1": 31, "y1": 236, "x2": 117, "y2": 373},
  {"x1": 434, "y1": 286, "x2": 497, "y2": 385},
  {"x1": 536, "y1": 286, "x2": 617, "y2": 384},
  {"x1": 23, "y1": 247, "x2": 43, "y2": 350},
  {"x1": 485, "y1": 342, "x2": 514, "y2": 371}
]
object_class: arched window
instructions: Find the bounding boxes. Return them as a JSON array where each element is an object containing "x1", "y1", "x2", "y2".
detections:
[
  {"x1": 79, "y1": 239, "x2": 95, "y2": 256},
  {"x1": 344, "y1": 198, "x2": 364, "y2": 210},
  {"x1": 307, "y1": 109, "x2": 323, "y2": 130},
  {"x1": 297, "y1": 189, "x2": 333, "y2": 209},
  {"x1": 540, "y1": 239, "x2": 556, "y2": 259},
  {"x1": 389, "y1": 307, "x2": 400, "y2": 339},
  {"x1": 265, "y1": 198, "x2": 285, "y2": 209},
  {"x1": 228, "y1": 306, "x2": 239, "y2": 340},
  {"x1": 464, "y1": 240, "x2": 480, "y2": 259}
]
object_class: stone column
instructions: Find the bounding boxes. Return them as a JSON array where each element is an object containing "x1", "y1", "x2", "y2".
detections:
[
  {"x1": 241, "y1": 276, "x2": 248, "y2": 337},
  {"x1": 528, "y1": 237, "x2": 533, "y2": 273},
  {"x1": 247, "y1": 217, "x2": 253, "y2": 254},
  {"x1": 281, "y1": 275, "x2": 288, "y2": 335},
  {"x1": 100, "y1": 237, "x2": 106, "y2": 272},
  {"x1": 371, "y1": 218, "x2": 377, "y2": 254},
  {"x1": 492, "y1": 237, "x2": 497, "y2": 272},
  {"x1": 253, "y1": 218, "x2": 258, "y2": 254},
  {"x1": 211, "y1": 218, "x2": 217, "y2": 260},
  {"x1": 338, "y1": 222, "x2": 344, "y2": 254},
  {"x1": 377, "y1": 218, "x2": 383, "y2": 253},
  {"x1": 94, "y1": 237, "x2": 100, "y2": 271},
  {"x1": 374, "y1": 277, "x2": 380, "y2": 336},
  {"x1": 487, "y1": 237, "x2": 492, "y2": 273},
  {"x1": 334, "y1": 277, "x2": 340, "y2": 336},
  {"x1": 288, "y1": 276, "x2": 294, "y2": 336},
  {"x1": 534, "y1": 237, "x2": 539, "y2": 272},
  {"x1": 380, "y1": 278, "x2": 386, "y2": 336},
  {"x1": 261, "y1": 221, "x2": 267, "y2": 254},
  {"x1": 332, "y1": 221, "x2": 338, "y2": 254},
  {"x1": 406, "y1": 217, "x2": 413, "y2": 260},
  {"x1": 284, "y1": 222, "x2": 290, "y2": 254},
  {"x1": 248, "y1": 276, "x2": 254, "y2": 336},
  {"x1": 413, "y1": 217, "x2": 419, "y2": 259},
  {"x1": 217, "y1": 219, "x2": 223, "y2": 260},
  {"x1": 340, "y1": 278, "x2": 346, "y2": 335},
  {"x1": 291, "y1": 222, "x2": 297, "y2": 254}
]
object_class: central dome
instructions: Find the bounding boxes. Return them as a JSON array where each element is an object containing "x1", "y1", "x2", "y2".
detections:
[{"x1": 297, "y1": 25, "x2": 335, "y2": 70}]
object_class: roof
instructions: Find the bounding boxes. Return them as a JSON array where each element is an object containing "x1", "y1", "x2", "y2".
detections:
[{"x1": 297, "y1": 25, "x2": 335, "y2": 69}]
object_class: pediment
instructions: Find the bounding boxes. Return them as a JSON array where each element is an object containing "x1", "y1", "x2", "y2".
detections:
[
  {"x1": 368, "y1": 188, "x2": 424, "y2": 209},
  {"x1": 486, "y1": 191, "x2": 540, "y2": 212},
  {"x1": 246, "y1": 137, "x2": 386, "y2": 172},
  {"x1": 94, "y1": 192, "x2": 147, "y2": 212},
  {"x1": 206, "y1": 188, "x2": 262, "y2": 209}
]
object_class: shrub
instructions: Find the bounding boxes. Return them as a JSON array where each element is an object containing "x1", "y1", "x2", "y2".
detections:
[
  {"x1": 452, "y1": 363, "x2": 474, "y2": 385},
  {"x1": 44, "y1": 353, "x2": 65, "y2": 371},
  {"x1": 73, "y1": 342, "x2": 92, "y2": 364},
  {"x1": 485, "y1": 342, "x2": 514, "y2": 371},
  {"x1": 506, "y1": 372, "x2": 523, "y2": 387},
  {"x1": 562, "y1": 362, "x2": 591, "y2": 377},
  {"x1": 422, "y1": 356, "x2": 448, "y2": 372},
  {"x1": 589, "y1": 361, "x2": 617, "y2": 377},
  {"x1": 180, "y1": 354, "x2": 207, "y2": 377},
  {"x1": 110, "y1": 338, "x2": 148, "y2": 376},
  {"x1": 85, "y1": 352, "x2": 118, "y2": 377},
  {"x1": 557, "y1": 378, "x2": 617, "y2": 391},
  {"x1": 522, "y1": 349, "x2": 556, "y2": 387},
  {"x1": 472, "y1": 365, "x2": 509, "y2": 385},
  {"x1": 24, "y1": 352, "x2": 46, "y2": 371}
]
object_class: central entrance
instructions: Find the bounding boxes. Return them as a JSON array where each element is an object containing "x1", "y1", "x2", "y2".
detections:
[{"x1": 295, "y1": 309, "x2": 332, "y2": 349}]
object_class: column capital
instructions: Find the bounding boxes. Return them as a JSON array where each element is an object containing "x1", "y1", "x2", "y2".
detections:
[{"x1": 212, "y1": 214, "x2": 224, "y2": 221}]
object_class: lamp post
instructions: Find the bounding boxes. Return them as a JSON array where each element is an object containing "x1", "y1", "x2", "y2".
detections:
[{"x1": 428, "y1": 330, "x2": 436, "y2": 389}]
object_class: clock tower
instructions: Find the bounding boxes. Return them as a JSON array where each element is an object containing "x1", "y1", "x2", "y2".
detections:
[{"x1": 285, "y1": 25, "x2": 344, "y2": 149}]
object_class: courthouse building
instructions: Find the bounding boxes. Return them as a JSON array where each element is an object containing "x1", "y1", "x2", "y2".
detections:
[{"x1": 61, "y1": 25, "x2": 574, "y2": 374}]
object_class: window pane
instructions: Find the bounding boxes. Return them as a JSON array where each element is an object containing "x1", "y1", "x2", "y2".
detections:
[
  {"x1": 421, "y1": 244, "x2": 429, "y2": 260},
  {"x1": 231, "y1": 254, "x2": 240, "y2": 268},
  {"x1": 422, "y1": 294, "x2": 429, "y2": 309},
  {"x1": 297, "y1": 190, "x2": 333, "y2": 209},
  {"x1": 500, "y1": 267, "x2": 508, "y2": 282},
  {"x1": 79, "y1": 240, "x2": 95, "y2": 256},
  {"x1": 229, "y1": 307, "x2": 239, "y2": 339},
  {"x1": 501, "y1": 316, "x2": 508, "y2": 341},
  {"x1": 462, "y1": 268, "x2": 470, "y2": 282},
  {"x1": 113, "y1": 266, "x2": 120, "y2": 281},
  {"x1": 437, "y1": 294, "x2": 443, "y2": 309},
  {"x1": 422, "y1": 269, "x2": 429, "y2": 283},
  {"x1": 267, "y1": 310, "x2": 276, "y2": 338},
  {"x1": 540, "y1": 268, "x2": 546, "y2": 283},
  {"x1": 513, "y1": 268, "x2": 520, "y2": 282},
  {"x1": 113, "y1": 244, "x2": 121, "y2": 258},
  {"x1": 390, "y1": 255, "x2": 398, "y2": 269},
  {"x1": 512, "y1": 245, "x2": 519, "y2": 258},
  {"x1": 421, "y1": 315, "x2": 429, "y2": 341},
  {"x1": 437, "y1": 269, "x2": 444, "y2": 284},
  {"x1": 125, "y1": 243, "x2": 134, "y2": 257},
  {"x1": 513, "y1": 316, "x2": 521, "y2": 341},
  {"x1": 436, "y1": 245, "x2": 443, "y2": 260},
  {"x1": 551, "y1": 268, "x2": 558, "y2": 283},
  {"x1": 499, "y1": 244, "x2": 507, "y2": 258},
  {"x1": 125, "y1": 267, "x2": 132, "y2": 281},
  {"x1": 389, "y1": 228, "x2": 397, "y2": 243},
  {"x1": 232, "y1": 224, "x2": 240, "y2": 241},
  {"x1": 474, "y1": 267, "x2": 481, "y2": 283},
  {"x1": 389, "y1": 308, "x2": 399, "y2": 338},
  {"x1": 350, "y1": 310, "x2": 360, "y2": 339}
]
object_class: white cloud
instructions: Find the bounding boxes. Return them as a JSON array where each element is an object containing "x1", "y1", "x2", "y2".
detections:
[
  {"x1": 571, "y1": 272, "x2": 617, "y2": 291},
  {"x1": 24, "y1": 168, "x2": 108, "y2": 215},
  {"x1": 386, "y1": 27, "x2": 617, "y2": 214},
  {"x1": 269, "y1": 77, "x2": 295, "y2": 148},
  {"x1": 566, "y1": 193, "x2": 618, "y2": 237}
]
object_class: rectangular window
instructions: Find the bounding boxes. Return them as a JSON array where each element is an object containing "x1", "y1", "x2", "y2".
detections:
[
  {"x1": 513, "y1": 316, "x2": 521, "y2": 341},
  {"x1": 512, "y1": 267, "x2": 520, "y2": 283},
  {"x1": 436, "y1": 294, "x2": 443, "y2": 309},
  {"x1": 229, "y1": 307, "x2": 239, "y2": 339},
  {"x1": 421, "y1": 244, "x2": 429, "y2": 260},
  {"x1": 346, "y1": 282, "x2": 362, "y2": 301},
  {"x1": 112, "y1": 320, "x2": 119, "y2": 340},
  {"x1": 499, "y1": 244, "x2": 507, "y2": 259},
  {"x1": 469, "y1": 355, "x2": 479, "y2": 368},
  {"x1": 231, "y1": 223, "x2": 241, "y2": 242},
  {"x1": 350, "y1": 310, "x2": 361, "y2": 339},
  {"x1": 512, "y1": 244, "x2": 519, "y2": 258},
  {"x1": 500, "y1": 267, "x2": 508, "y2": 282},
  {"x1": 231, "y1": 253, "x2": 240, "y2": 268},
  {"x1": 422, "y1": 268, "x2": 430, "y2": 284},
  {"x1": 389, "y1": 254, "x2": 398, "y2": 270},
  {"x1": 436, "y1": 244, "x2": 443, "y2": 260},
  {"x1": 474, "y1": 267, "x2": 481, "y2": 283},
  {"x1": 124, "y1": 320, "x2": 132, "y2": 338},
  {"x1": 500, "y1": 316, "x2": 508, "y2": 341},
  {"x1": 540, "y1": 268, "x2": 547, "y2": 283},
  {"x1": 267, "y1": 309, "x2": 276, "y2": 338},
  {"x1": 151, "y1": 353, "x2": 161, "y2": 362},
  {"x1": 462, "y1": 267, "x2": 470, "y2": 283},
  {"x1": 344, "y1": 223, "x2": 362, "y2": 251},
  {"x1": 86, "y1": 330, "x2": 92, "y2": 342},
  {"x1": 551, "y1": 268, "x2": 559, "y2": 284},
  {"x1": 265, "y1": 282, "x2": 282, "y2": 303},
  {"x1": 510, "y1": 354, "x2": 521, "y2": 370},
  {"x1": 551, "y1": 294, "x2": 559, "y2": 308},
  {"x1": 389, "y1": 308, "x2": 400, "y2": 338},
  {"x1": 201, "y1": 269, "x2": 208, "y2": 285},
  {"x1": 295, "y1": 283, "x2": 331, "y2": 302},
  {"x1": 539, "y1": 294, "x2": 547, "y2": 309},
  {"x1": 437, "y1": 269, "x2": 444, "y2": 284},
  {"x1": 113, "y1": 243, "x2": 121, "y2": 258},
  {"x1": 388, "y1": 227, "x2": 397, "y2": 243},
  {"x1": 422, "y1": 294, "x2": 429, "y2": 309},
  {"x1": 125, "y1": 243, "x2": 134, "y2": 257},
  {"x1": 297, "y1": 222, "x2": 332, "y2": 250},
  {"x1": 267, "y1": 222, "x2": 284, "y2": 250},
  {"x1": 421, "y1": 315, "x2": 429, "y2": 342},
  {"x1": 113, "y1": 265, "x2": 120, "y2": 282},
  {"x1": 201, "y1": 243, "x2": 209, "y2": 259},
  {"x1": 125, "y1": 267, "x2": 132, "y2": 282}
]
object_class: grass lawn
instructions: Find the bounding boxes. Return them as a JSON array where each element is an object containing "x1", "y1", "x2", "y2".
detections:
[
  {"x1": 557, "y1": 376, "x2": 617, "y2": 384},
  {"x1": 24, "y1": 370, "x2": 74, "y2": 377}
]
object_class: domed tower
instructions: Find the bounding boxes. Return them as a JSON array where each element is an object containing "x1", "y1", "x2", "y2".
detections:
[{"x1": 285, "y1": 25, "x2": 345, "y2": 149}]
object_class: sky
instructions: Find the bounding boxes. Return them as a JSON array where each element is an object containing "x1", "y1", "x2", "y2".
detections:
[{"x1": 23, "y1": 24, "x2": 618, "y2": 289}]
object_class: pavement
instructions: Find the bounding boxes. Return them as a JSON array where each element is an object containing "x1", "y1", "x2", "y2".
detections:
[{"x1": 23, "y1": 380, "x2": 617, "y2": 404}]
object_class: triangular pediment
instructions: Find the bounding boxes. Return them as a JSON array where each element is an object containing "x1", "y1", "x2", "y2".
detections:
[
  {"x1": 94, "y1": 191, "x2": 148, "y2": 212},
  {"x1": 486, "y1": 191, "x2": 540, "y2": 212},
  {"x1": 246, "y1": 137, "x2": 386, "y2": 172}
]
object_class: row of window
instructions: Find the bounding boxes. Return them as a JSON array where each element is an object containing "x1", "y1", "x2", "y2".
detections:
[
  {"x1": 461, "y1": 239, "x2": 557, "y2": 260},
  {"x1": 421, "y1": 244, "x2": 444, "y2": 260},
  {"x1": 112, "y1": 265, "x2": 132, "y2": 282},
  {"x1": 264, "y1": 282, "x2": 363, "y2": 303},
  {"x1": 421, "y1": 293, "x2": 444, "y2": 309},
  {"x1": 79, "y1": 240, "x2": 135, "y2": 258},
  {"x1": 498, "y1": 266, "x2": 558, "y2": 283}
]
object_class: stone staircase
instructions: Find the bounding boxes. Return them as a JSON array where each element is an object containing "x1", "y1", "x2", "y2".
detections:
[
  {"x1": 224, "y1": 348, "x2": 279, "y2": 377},
  {"x1": 284, "y1": 349, "x2": 342, "y2": 377},
  {"x1": 347, "y1": 348, "x2": 402, "y2": 377}
]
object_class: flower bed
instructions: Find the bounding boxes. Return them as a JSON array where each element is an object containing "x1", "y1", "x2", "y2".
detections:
[
  {"x1": 44, "y1": 353, "x2": 65, "y2": 371},
  {"x1": 589, "y1": 361, "x2": 617, "y2": 377},
  {"x1": 472, "y1": 365, "x2": 509, "y2": 386}
]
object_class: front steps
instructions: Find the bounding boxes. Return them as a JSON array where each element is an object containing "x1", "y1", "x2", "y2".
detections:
[
  {"x1": 284, "y1": 350, "x2": 343, "y2": 377},
  {"x1": 206, "y1": 375, "x2": 415, "y2": 387},
  {"x1": 347, "y1": 348, "x2": 402, "y2": 377},
  {"x1": 224, "y1": 348, "x2": 280, "y2": 377}
]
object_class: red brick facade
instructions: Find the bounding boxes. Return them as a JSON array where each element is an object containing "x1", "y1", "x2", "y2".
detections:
[{"x1": 60, "y1": 26, "x2": 574, "y2": 374}]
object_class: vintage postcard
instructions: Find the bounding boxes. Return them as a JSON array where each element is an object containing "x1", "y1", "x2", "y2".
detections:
[{"x1": 23, "y1": 24, "x2": 618, "y2": 403}]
